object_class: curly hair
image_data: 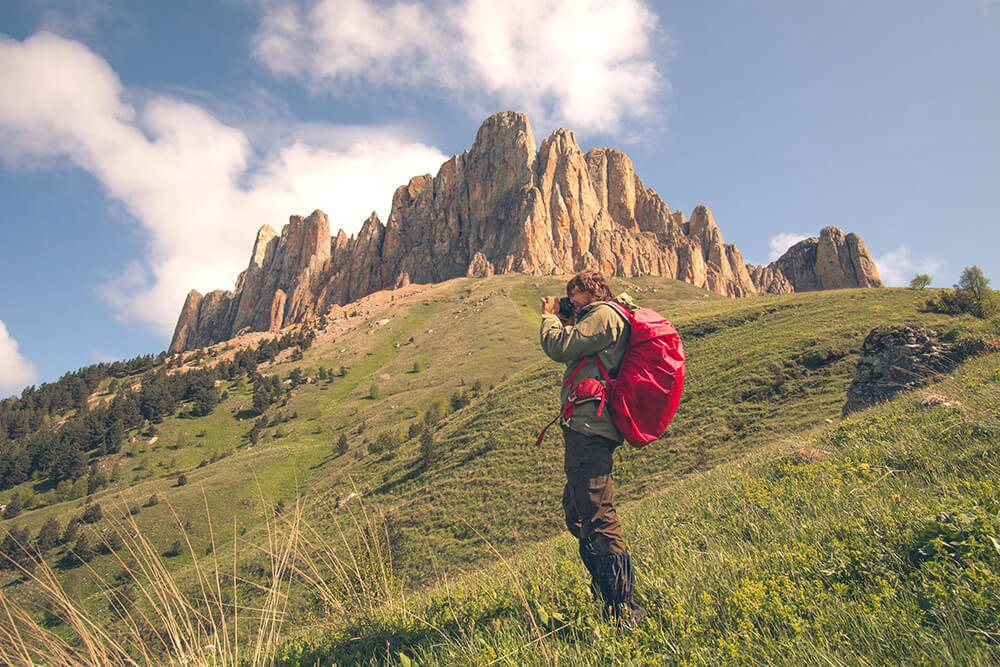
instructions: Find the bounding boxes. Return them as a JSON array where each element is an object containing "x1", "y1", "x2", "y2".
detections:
[{"x1": 566, "y1": 269, "x2": 613, "y2": 301}]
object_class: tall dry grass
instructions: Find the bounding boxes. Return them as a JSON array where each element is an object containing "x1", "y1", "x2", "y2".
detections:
[{"x1": 0, "y1": 480, "x2": 401, "y2": 666}]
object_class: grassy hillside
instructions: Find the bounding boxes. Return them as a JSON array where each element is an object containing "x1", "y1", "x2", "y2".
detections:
[
  {"x1": 282, "y1": 350, "x2": 1000, "y2": 665},
  {"x1": 1, "y1": 277, "x2": 997, "y2": 664}
]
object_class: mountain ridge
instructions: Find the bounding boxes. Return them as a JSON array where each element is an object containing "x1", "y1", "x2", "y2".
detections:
[{"x1": 170, "y1": 111, "x2": 880, "y2": 353}]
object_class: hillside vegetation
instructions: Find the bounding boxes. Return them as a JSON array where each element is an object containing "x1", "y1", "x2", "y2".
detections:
[{"x1": 1, "y1": 276, "x2": 997, "y2": 665}]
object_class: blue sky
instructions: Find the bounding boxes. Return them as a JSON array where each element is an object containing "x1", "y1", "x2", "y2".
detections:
[{"x1": 1, "y1": 0, "x2": 998, "y2": 396}]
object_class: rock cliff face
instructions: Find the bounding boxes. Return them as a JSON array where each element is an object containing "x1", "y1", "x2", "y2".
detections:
[{"x1": 170, "y1": 111, "x2": 881, "y2": 353}]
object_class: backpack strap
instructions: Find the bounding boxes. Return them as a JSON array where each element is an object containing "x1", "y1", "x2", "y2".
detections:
[
  {"x1": 534, "y1": 402, "x2": 572, "y2": 447},
  {"x1": 564, "y1": 357, "x2": 586, "y2": 386},
  {"x1": 535, "y1": 359, "x2": 610, "y2": 447},
  {"x1": 534, "y1": 302, "x2": 629, "y2": 447},
  {"x1": 565, "y1": 302, "x2": 628, "y2": 385}
]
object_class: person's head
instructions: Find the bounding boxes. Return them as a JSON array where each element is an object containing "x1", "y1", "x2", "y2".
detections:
[{"x1": 566, "y1": 269, "x2": 613, "y2": 310}]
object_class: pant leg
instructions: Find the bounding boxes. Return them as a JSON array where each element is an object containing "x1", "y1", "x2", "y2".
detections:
[
  {"x1": 562, "y1": 428, "x2": 644, "y2": 621},
  {"x1": 561, "y1": 427, "x2": 625, "y2": 556}
]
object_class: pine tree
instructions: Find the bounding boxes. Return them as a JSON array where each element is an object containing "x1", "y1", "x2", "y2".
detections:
[
  {"x1": 61, "y1": 518, "x2": 81, "y2": 545},
  {"x1": 3, "y1": 491, "x2": 22, "y2": 519},
  {"x1": 248, "y1": 418, "x2": 266, "y2": 446},
  {"x1": 71, "y1": 533, "x2": 96, "y2": 564},
  {"x1": 35, "y1": 517, "x2": 61, "y2": 552},
  {"x1": 419, "y1": 428, "x2": 438, "y2": 468},
  {"x1": 0, "y1": 525, "x2": 33, "y2": 571},
  {"x1": 81, "y1": 503, "x2": 103, "y2": 524}
]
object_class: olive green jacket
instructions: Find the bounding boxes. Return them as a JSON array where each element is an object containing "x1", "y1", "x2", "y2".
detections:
[{"x1": 539, "y1": 301, "x2": 630, "y2": 442}]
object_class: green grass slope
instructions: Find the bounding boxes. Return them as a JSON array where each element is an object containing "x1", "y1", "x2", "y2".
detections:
[
  {"x1": 1, "y1": 277, "x2": 997, "y2": 665},
  {"x1": 282, "y1": 351, "x2": 1000, "y2": 666}
]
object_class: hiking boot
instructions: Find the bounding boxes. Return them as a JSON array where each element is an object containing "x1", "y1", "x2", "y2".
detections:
[
  {"x1": 604, "y1": 599, "x2": 647, "y2": 627},
  {"x1": 621, "y1": 600, "x2": 647, "y2": 626}
]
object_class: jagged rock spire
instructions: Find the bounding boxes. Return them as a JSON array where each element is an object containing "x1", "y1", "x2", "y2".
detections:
[{"x1": 169, "y1": 111, "x2": 880, "y2": 353}]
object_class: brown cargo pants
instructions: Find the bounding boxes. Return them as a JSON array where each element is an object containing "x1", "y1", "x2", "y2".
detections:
[{"x1": 561, "y1": 426, "x2": 626, "y2": 557}]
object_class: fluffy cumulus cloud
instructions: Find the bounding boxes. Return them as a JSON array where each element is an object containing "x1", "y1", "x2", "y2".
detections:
[
  {"x1": 0, "y1": 32, "x2": 448, "y2": 336},
  {"x1": 873, "y1": 246, "x2": 944, "y2": 287},
  {"x1": 768, "y1": 233, "x2": 809, "y2": 262},
  {"x1": 0, "y1": 321, "x2": 38, "y2": 396},
  {"x1": 252, "y1": 0, "x2": 664, "y2": 136}
]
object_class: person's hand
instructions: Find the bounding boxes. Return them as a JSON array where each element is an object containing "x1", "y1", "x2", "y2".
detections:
[{"x1": 540, "y1": 296, "x2": 560, "y2": 315}]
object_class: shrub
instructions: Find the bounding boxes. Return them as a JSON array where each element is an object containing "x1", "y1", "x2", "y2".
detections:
[
  {"x1": 163, "y1": 539, "x2": 183, "y2": 558},
  {"x1": 248, "y1": 418, "x2": 266, "y2": 445},
  {"x1": 60, "y1": 518, "x2": 81, "y2": 545},
  {"x1": 369, "y1": 430, "x2": 399, "y2": 455},
  {"x1": 419, "y1": 429, "x2": 438, "y2": 468},
  {"x1": 71, "y1": 533, "x2": 95, "y2": 564},
  {"x1": 3, "y1": 492, "x2": 22, "y2": 519},
  {"x1": 35, "y1": 517, "x2": 61, "y2": 552},
  {"x1": 925, "y1": 265, "x2": 996, "y2": 318},
  {"x1": 423, "y1": 401, "x2": 447, "y2": 427},
  {"x1": 450, "y1": 389, "x2": 470, "y2": 411},
  {"x1": 0, "y1": 526, "x2": 34, "y2": 571},
  {"x1": 81, "y1": 504, "x2": 103, "y2": 524}
]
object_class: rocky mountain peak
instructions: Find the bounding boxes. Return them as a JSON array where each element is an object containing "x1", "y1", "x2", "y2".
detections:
[
  {"x1": 772, "y1": 227, "x2": 882, "y2": 292},
  {"x1": 472, "y1": 109, "x2": 536, "y2": 156},
  {"x1": 169, "y1": 111, "x2": 882, "y2": 353}
]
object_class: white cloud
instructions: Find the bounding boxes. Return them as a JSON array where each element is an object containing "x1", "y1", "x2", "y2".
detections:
[
  {"x1": 252, "y1": 0, "x2": 665, "y2": 136},
  {"x1": 873, "y1": 246, "x2": 944, "y2": 287},
  {"x1": 0, "y1": 32, "x2": 448, "y2": 336},
  {"x1": 0, "y1": 321, "x2": 38, "y2": 396},
  {"x1": 768, "y1": 233, "x2": 809, "y2": 262},
  {"x1": 257, "y1": 0, "x2": 441, "y2": 82}
]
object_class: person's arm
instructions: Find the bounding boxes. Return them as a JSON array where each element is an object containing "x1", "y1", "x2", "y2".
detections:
[{"x1": 540, "y1": 305, "x2": 619, "y2": 363}]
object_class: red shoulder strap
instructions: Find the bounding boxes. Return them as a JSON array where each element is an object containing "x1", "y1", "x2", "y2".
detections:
[
  {"x1": 565, "y1": 356, "x2": 611, "y2": 385},
  {"x1": 564, "y1": 357, "x2": 588, "y2": 386}
]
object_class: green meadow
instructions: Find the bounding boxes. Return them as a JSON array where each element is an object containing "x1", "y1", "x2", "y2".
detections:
[{"x1": 1, "y1": 276, "x2": 998, "y2": 665}]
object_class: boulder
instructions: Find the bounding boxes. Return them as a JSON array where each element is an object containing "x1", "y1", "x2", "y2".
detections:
[{"x1": 842, "y1": 326, "x2": 957, "y2": 415}]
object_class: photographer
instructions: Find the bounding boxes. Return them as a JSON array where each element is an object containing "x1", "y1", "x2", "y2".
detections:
[{"x1": 539, "y1": 269, "x2": 646, "y2": 624}]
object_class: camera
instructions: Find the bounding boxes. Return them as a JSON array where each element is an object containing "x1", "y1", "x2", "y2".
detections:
[{"x1": 558, "y1": 296, "x2": 575, "y2": 319}]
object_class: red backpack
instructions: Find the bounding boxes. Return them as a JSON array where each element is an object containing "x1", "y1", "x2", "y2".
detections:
[{"x1": 536, "y1": 301, "x2": 685, "y2": 448}]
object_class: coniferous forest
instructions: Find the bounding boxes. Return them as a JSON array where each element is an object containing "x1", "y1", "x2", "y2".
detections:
[{"x1": 0, "y1": 330, "x2": 315, "y2": 493}]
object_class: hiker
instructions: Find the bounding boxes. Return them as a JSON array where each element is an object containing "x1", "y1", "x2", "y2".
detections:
[{"x1": 539, "y1": 269, "x2": 646, "y2": 624}]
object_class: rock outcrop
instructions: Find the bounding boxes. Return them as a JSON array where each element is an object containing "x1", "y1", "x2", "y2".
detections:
[
  {"x1": 771, "y1": 227, "x2": 881, "y2": 292},
  {"x1": 842, "y1": 326, "x2": 957, "y2": 415},
  {"x1": 170, "y1": 111, "x2": 882, "y2": 353}
]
